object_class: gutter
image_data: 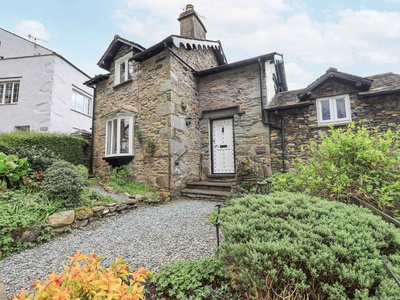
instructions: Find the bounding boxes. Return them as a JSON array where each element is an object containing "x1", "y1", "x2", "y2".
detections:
[
  {"x1": 258, "y1": 58, "x2": 286, "y2": 172},
  {"x1": 88, "y1": 85, "x2": 96, "y2": 175}
]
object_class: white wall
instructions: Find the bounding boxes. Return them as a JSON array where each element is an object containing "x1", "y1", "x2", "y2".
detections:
[
  {"x1": 0, "y1": 28, "x2": 52, "y2": 58},
  {"x1": 49, "y1": 56, "x2": 92, "y2": 133},
  {"x1": 0, "y1": 55, "x2": 54, "y2": 132},
  {"x1": 0, "y1": 54, "x2": 93, "y2": 133}
]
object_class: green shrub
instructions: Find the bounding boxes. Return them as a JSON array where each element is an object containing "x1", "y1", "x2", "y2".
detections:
[
  {"x1": 43, "y1": 160, "x2": 85, "y2": 209},
  {"x1": 219, "y1": 192, "x2": 400, "y2": 299},
  {"x1": 108, "y1": 166, "x2": 158, "y2": 196},
  {"x1": 152, "y1": 258, "x2": 238, "y2": 300},
  {"x1": 75, "y1": 164, "x2": 89, "y2": 184},
  {"x1": 0, "y1": 190, "x2": 61, "y2": 257},
  {"x1": 14, "y1": 145, "x2": 60, "y2": 172},
  {"x1": 0, "y1": 152, "x2": 31, "y2": 190},
  {"x1": 82, "y1": 189, "x2": 114, "y2": 206},
  {"x1": 275, "y1": 124, "x2": 400, "y2": 216},
  {"x1": 0, "y1": 132, "x2": 88, "y2": 165}
]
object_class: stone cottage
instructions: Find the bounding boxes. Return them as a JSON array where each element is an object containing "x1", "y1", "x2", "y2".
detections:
[
  {"x1": 85, "y1": 4, "x2": 287, "y2": 199},
  {"x1": 266, "y1": 67, "x2": 400, "y2": 172}
]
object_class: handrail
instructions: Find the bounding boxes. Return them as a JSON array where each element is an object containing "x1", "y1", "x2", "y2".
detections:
[
  {"x1": 351, "y1": 196, "x2": 400, "y2": 228},
  {"x1": 351, "y1": 196, "x2": 400, "y2": 288}
]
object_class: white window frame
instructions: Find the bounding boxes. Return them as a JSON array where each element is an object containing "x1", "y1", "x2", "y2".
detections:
[
  {"x1": 71, "y1": 89, "x2": 92, "y2": 116},
  {"x1": 316, "y1": 94, "x2": 351, "y2": 126},
  {"x1": 0, "y1": 81, "x2": 20, "y2": 104},
  {"x1": 114, "y1": 52, "x2": 133, "y2": 85},
  {"x1": 105, "y1": 114, "x2": 134, "y2": 157}
]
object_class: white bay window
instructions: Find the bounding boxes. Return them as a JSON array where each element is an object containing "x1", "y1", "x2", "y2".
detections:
[{"x1": 105, "y1": 115, "x2": 134, "y2": 157}]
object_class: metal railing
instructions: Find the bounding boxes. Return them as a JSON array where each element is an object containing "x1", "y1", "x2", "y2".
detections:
[{"x1": 351, "y1": 196, "x2": 400, "y2": 288}]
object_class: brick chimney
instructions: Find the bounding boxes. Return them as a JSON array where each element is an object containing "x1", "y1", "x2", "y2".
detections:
[{"x1": 178, "y1": 4, "x2": 207, "y2": 39}]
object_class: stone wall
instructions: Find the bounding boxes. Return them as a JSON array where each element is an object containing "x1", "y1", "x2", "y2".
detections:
[
  {"x1": 93, "y1": 43, "x2": 221, "y2": 195},
  {"x1": 269, "y1": 80, "x2": 400, "y2": 172},
  {"x1": 197, "y1": 63, "x2": 271, "y2": 178},
  {"x1": 93, "y1": 45, "x2": 172, "y2": 189},
  {"x1": 168, "y1": 46, "x2": 219, "y2": 194}
]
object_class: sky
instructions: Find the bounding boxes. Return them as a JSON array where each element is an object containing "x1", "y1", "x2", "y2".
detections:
[{"x1": 1, "y1": 0, "x2": 400, "y2": 90}]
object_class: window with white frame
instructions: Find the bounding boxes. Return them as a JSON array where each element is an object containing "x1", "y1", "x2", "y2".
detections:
[
  {"x1": 105, "y1": 115, "x2": 134, "y2": 157},
  {"x1": 71, "y1": 89, "x2": 92, "y2": 116},
  {"x1": 0, "y1": 82, "x2": 20, "y2": 104},
  {"x1": 316, "y1": 94, "x2": 351, "y2": 125},
  {"x1": 114, "y1": 53, "x2": 134, "y2": 85}
]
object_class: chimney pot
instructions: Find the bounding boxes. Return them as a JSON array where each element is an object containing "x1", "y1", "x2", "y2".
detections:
[{"x1": 186, "y1": 4, "x2": 194, "y2": 11}]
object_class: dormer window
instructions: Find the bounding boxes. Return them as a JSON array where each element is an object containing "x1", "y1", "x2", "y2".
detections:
[
  {"x1": 316, "y1": 94, "x2": 351, "y2": 126},
  {"x1": 114, "y1": 52, "x2": 133, "y2": 85}
]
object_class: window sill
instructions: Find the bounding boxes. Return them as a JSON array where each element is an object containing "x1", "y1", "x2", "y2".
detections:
[
  {"x1": 103, "y1": 155, "x2": 135, "y2": 168},
  {"x1": 317, "y1": 120, "x2": 351, "y2": 127},
  {"x1": 113, "y1": 79, "x2": 133, "y2": 89},
  {"x1": 0, "y1": 103, "x2": 18, "y2": 106}
]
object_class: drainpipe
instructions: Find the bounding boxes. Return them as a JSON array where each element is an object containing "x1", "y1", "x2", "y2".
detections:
[
  {"x1": 258, "y1": 58, "x2": 286, "y2": 172},
  {"x1": 89, "y1": 86, "x2": 96, "y2": 175}
]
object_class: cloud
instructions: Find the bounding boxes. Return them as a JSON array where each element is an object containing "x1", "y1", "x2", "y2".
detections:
[
  {"x1": 284, "y1": 62, "x2": 314, "y2": 90},
  {"x1": 113, "y1": 0, "x2": 400, "y2": 86},
  {"x1": 14, "y1": 20, "x2": 53, "y2": 41}
]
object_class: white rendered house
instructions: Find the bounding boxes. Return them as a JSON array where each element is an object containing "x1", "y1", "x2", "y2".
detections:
[{"x1": 0, "y1": 27, "x2": 93, "y2": 133}]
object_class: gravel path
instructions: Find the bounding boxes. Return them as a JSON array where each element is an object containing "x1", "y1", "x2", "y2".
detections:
[{"x1": 0, "y1": 199, "x2": 219, "y2": 297}]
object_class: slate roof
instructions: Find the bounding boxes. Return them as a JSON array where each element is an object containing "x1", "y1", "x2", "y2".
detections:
[
  {"x1": 267, "y1": 69, "x2": 400, "y2": 111},
  {"x1": 361, "y1": 72, "x2": 400, "y2": 97},
  {"x1": 98, "y1": 35, "x2": 146, "y2": 71}
]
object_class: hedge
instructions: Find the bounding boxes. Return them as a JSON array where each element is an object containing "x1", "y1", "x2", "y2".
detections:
[
  {"x1": 220, "y1": 192, "x2": 400, "y2": 299},
  {"x1": 0, "y1": 132, "x2": 88, "y2": 165}
]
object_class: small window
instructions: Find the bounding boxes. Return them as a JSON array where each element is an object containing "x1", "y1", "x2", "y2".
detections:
[
  {"x1": 114, "y1": 53, "x2": 134, "y2": 85},
  {"x1": 316, "y1": 94, "x2": 351, "y2": 126},
  {"x1": 105, "y1": 115, "x2": 134, "y2": 157},
  {"x1": 71, "y1": 89, "x2": 92, "y2": 116},
  {"x1": 14, "y1": 125, "x2": 30, "y2": 132},
  {"x1": 0, "y1": 82, "x2": 20, "y2": 104}
]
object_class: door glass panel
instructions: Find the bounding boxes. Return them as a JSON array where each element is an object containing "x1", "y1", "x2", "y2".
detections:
[
  {"x1": 336, "y1": 98, "x2": 347, "y2": 119},
  {"x1": 120, "y1": 118, "x2": 130, "y2": 154},
  {"x1": 320, "y1": 100, "x2": 331, "y2": 121}
]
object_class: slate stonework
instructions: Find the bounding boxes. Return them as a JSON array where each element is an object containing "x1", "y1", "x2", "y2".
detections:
[
  {"x1": 269, "y1": 80, "x2": 400, "y2": 172},
  {"x1": 198, "y1": 63, "x2": 272, "y2": 177}
]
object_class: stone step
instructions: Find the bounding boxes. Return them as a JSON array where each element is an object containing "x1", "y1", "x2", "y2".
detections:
[
  {"x1": 181, "y1": 188, "x2": 231, "y2": 201},
  {"x1": 186, "y1": 181, "x2": 233, "y2": 192},
  {"x1": 207, "y1": 174, "x2": 236, "y2": 182}
]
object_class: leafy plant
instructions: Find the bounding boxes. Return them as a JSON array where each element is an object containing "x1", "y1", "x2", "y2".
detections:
[
  {"x1": 82, "y1": 188, "x2": 115, "y2": 207},
  {"x1": 43, "y1": 160, "x2": 85, "y2": 209},
  {"x1": 0, "y1": 190, "x2": 61, "y2": 258},
  {"x1": 109, "y1": 166, "x2": 158, "y2": 196},
  {"x1": 0, "y1": 152, "x2": 31, "y2": 190},
  {"x1": 273, "y1": 124, "x2": 400, "y2": 216},
  {"x1": 219, "y1": 192, "x2": 400, "y2": 299},
  {"x1": 14, "y1": 145, "x2": 60, "y2": 172},
  {"x1": 75, "y1": 164, "x2": 89, "y2": 184},
  {"x1": 152, "y1": 258, "x2": 236, "y2": 300},
  {"x1": 14, "y1": 251, "x2": 148, "y2": 300}
]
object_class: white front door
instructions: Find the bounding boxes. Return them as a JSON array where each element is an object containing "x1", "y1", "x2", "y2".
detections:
[{"x1": 212, "y1": 118, "x2": 235, "y2": 174}]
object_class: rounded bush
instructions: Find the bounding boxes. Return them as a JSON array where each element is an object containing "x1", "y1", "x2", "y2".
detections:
[
  {"x1": 220, "y1": 192, "x2": 400, "y2": 299},
  {"x1": 14, "y1": 145, "x2": 60, "y2": 172},
  {"x1": 43, "y1": 160, "x2": 84, "y2": 209}
]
